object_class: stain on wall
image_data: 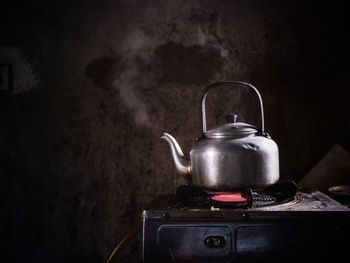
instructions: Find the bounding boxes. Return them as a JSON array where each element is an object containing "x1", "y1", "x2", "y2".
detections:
[
  {"x1": 154, "y1": 41, "x2": 224, "y2": 84},
  {"x1": 1, "y1": 0, "x2": 350, "y2": 262}
]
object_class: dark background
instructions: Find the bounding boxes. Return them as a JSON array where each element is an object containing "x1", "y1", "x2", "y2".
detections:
[{"x1": 1, "y1": 0, "x2": 349, "y2": 262}]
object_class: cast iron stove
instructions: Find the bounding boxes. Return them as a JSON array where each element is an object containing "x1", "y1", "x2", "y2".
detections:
[{"x1": 142, "y1": 181, "x2": 350, "y2": 262}]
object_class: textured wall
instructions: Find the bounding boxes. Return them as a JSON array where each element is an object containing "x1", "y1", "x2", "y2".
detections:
[{"x1": 1, "y1": 0, "x2": 349, "y2": 262}]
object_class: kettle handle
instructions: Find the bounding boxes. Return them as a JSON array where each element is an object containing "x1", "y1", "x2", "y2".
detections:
[{"x1": 200, "y1": 81, "x2": 265, "y2": 135}]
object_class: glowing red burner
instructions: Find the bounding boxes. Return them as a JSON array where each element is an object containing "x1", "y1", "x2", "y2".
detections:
[{"x1": 212, "y1": 193, "x2": 247, "y2": 202}]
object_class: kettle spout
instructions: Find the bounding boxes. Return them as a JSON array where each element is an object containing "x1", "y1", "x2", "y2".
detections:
[{"x1": 161, "y1": 133, "x2": 191, "y2": 177}]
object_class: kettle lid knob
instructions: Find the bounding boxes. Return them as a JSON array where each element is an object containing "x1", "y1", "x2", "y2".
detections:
[{"x1": 225, "y1": 113, "x2": 238, "y2": 123}]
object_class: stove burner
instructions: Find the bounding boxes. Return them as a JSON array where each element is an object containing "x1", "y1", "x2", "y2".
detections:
[
  {"x1": 211, "y1": 193, "x2": 247, "y2": 202},
  {"x1": 176, "y1": 180, "x2": 298, "y2": 208}
]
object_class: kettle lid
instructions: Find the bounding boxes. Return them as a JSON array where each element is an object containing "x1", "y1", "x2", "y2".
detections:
[
  {"x1": 204, "y1": 114, "x2": 258, "y2": 139},
  {"x1": 205, "y1": 122, "x2": 258, "y2": 138}
]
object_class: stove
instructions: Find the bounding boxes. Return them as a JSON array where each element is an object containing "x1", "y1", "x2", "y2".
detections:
[{"x1": 142, "y1": 181, "x2": 350, "y2": 262}]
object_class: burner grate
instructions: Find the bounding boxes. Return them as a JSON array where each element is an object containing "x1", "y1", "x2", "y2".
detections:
[
  {"x1": 176, "y1": 180, "x2": 298, "y2": 208},
  {"x1": 252, "y1": 193, "x2": 277, "y2": 207}
]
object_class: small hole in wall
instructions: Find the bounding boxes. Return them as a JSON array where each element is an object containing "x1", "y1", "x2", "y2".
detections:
[{"x1": 0, "y1": 63, "x2": 13, "y2": 95}]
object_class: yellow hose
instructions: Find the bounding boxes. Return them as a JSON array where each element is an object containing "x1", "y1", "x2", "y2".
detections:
[{"x1": 106, "y1": 226, "x2": 141, "y2": 263}]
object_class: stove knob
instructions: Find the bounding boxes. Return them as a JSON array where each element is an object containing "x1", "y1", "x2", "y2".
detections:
[
  {"x1": 216, "y1": 237, "x2": 225, "y2": 246},
  {"x1": 162, "y1": 212, "x2": 170, "y2": 219},
  {"x1": 205, "y1": 237, "x2": 214, "y2": 247}
]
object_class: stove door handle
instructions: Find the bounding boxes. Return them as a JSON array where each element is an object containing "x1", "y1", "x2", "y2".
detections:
[{"x1": 204, "y1": 236, "x2": 226, "y2": 248}]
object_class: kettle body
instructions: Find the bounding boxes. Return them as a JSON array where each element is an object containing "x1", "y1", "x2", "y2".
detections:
[{"x1": 190, "y1": 134, "x2": 279, "y2": 190}]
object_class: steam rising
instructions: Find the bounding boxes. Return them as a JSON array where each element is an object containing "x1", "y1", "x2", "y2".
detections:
[
  {"x1": 197, "y1": 26, "x2": 229, "y2": 59},
  {"x1": 112, "y1": 25, "x2": 228, "y2": 129},
  {"x1": 113, "y1": 30, "x2": 155, "y2": 128}
]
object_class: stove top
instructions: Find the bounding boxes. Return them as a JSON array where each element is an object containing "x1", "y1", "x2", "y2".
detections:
[
  {"x1": 144, "y1": 180, "x2": 350, "y2": 218},
  {"x1": 144, "y1": 190, "x2": 350, "y2": 220}
]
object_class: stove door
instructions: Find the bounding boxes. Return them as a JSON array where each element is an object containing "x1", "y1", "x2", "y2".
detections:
[{"x1": 144, "y1": 224, "x2": 233, "y2": 262}]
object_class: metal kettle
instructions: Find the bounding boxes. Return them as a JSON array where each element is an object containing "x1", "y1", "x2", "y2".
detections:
[{"x1": 162, "y1": 81, "x2": 279, "y2": 190}]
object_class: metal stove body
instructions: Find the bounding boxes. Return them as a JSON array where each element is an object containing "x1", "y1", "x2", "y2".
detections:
[{"x1": 142, "y1": 191, "x2": 350, "y2": 262}]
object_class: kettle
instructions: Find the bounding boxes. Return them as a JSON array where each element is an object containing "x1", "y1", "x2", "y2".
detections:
[{"x1": 162, "y1": 81, "x2": 279, "y2": 190}]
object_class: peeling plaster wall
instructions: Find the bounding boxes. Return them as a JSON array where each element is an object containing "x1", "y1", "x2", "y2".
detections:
[
  {"x1": 1, "y1": 0, "x2": 350, "y2": 262},
  {"x1": 0, "y1": 47, "x2": 38, "y2": 94}
]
